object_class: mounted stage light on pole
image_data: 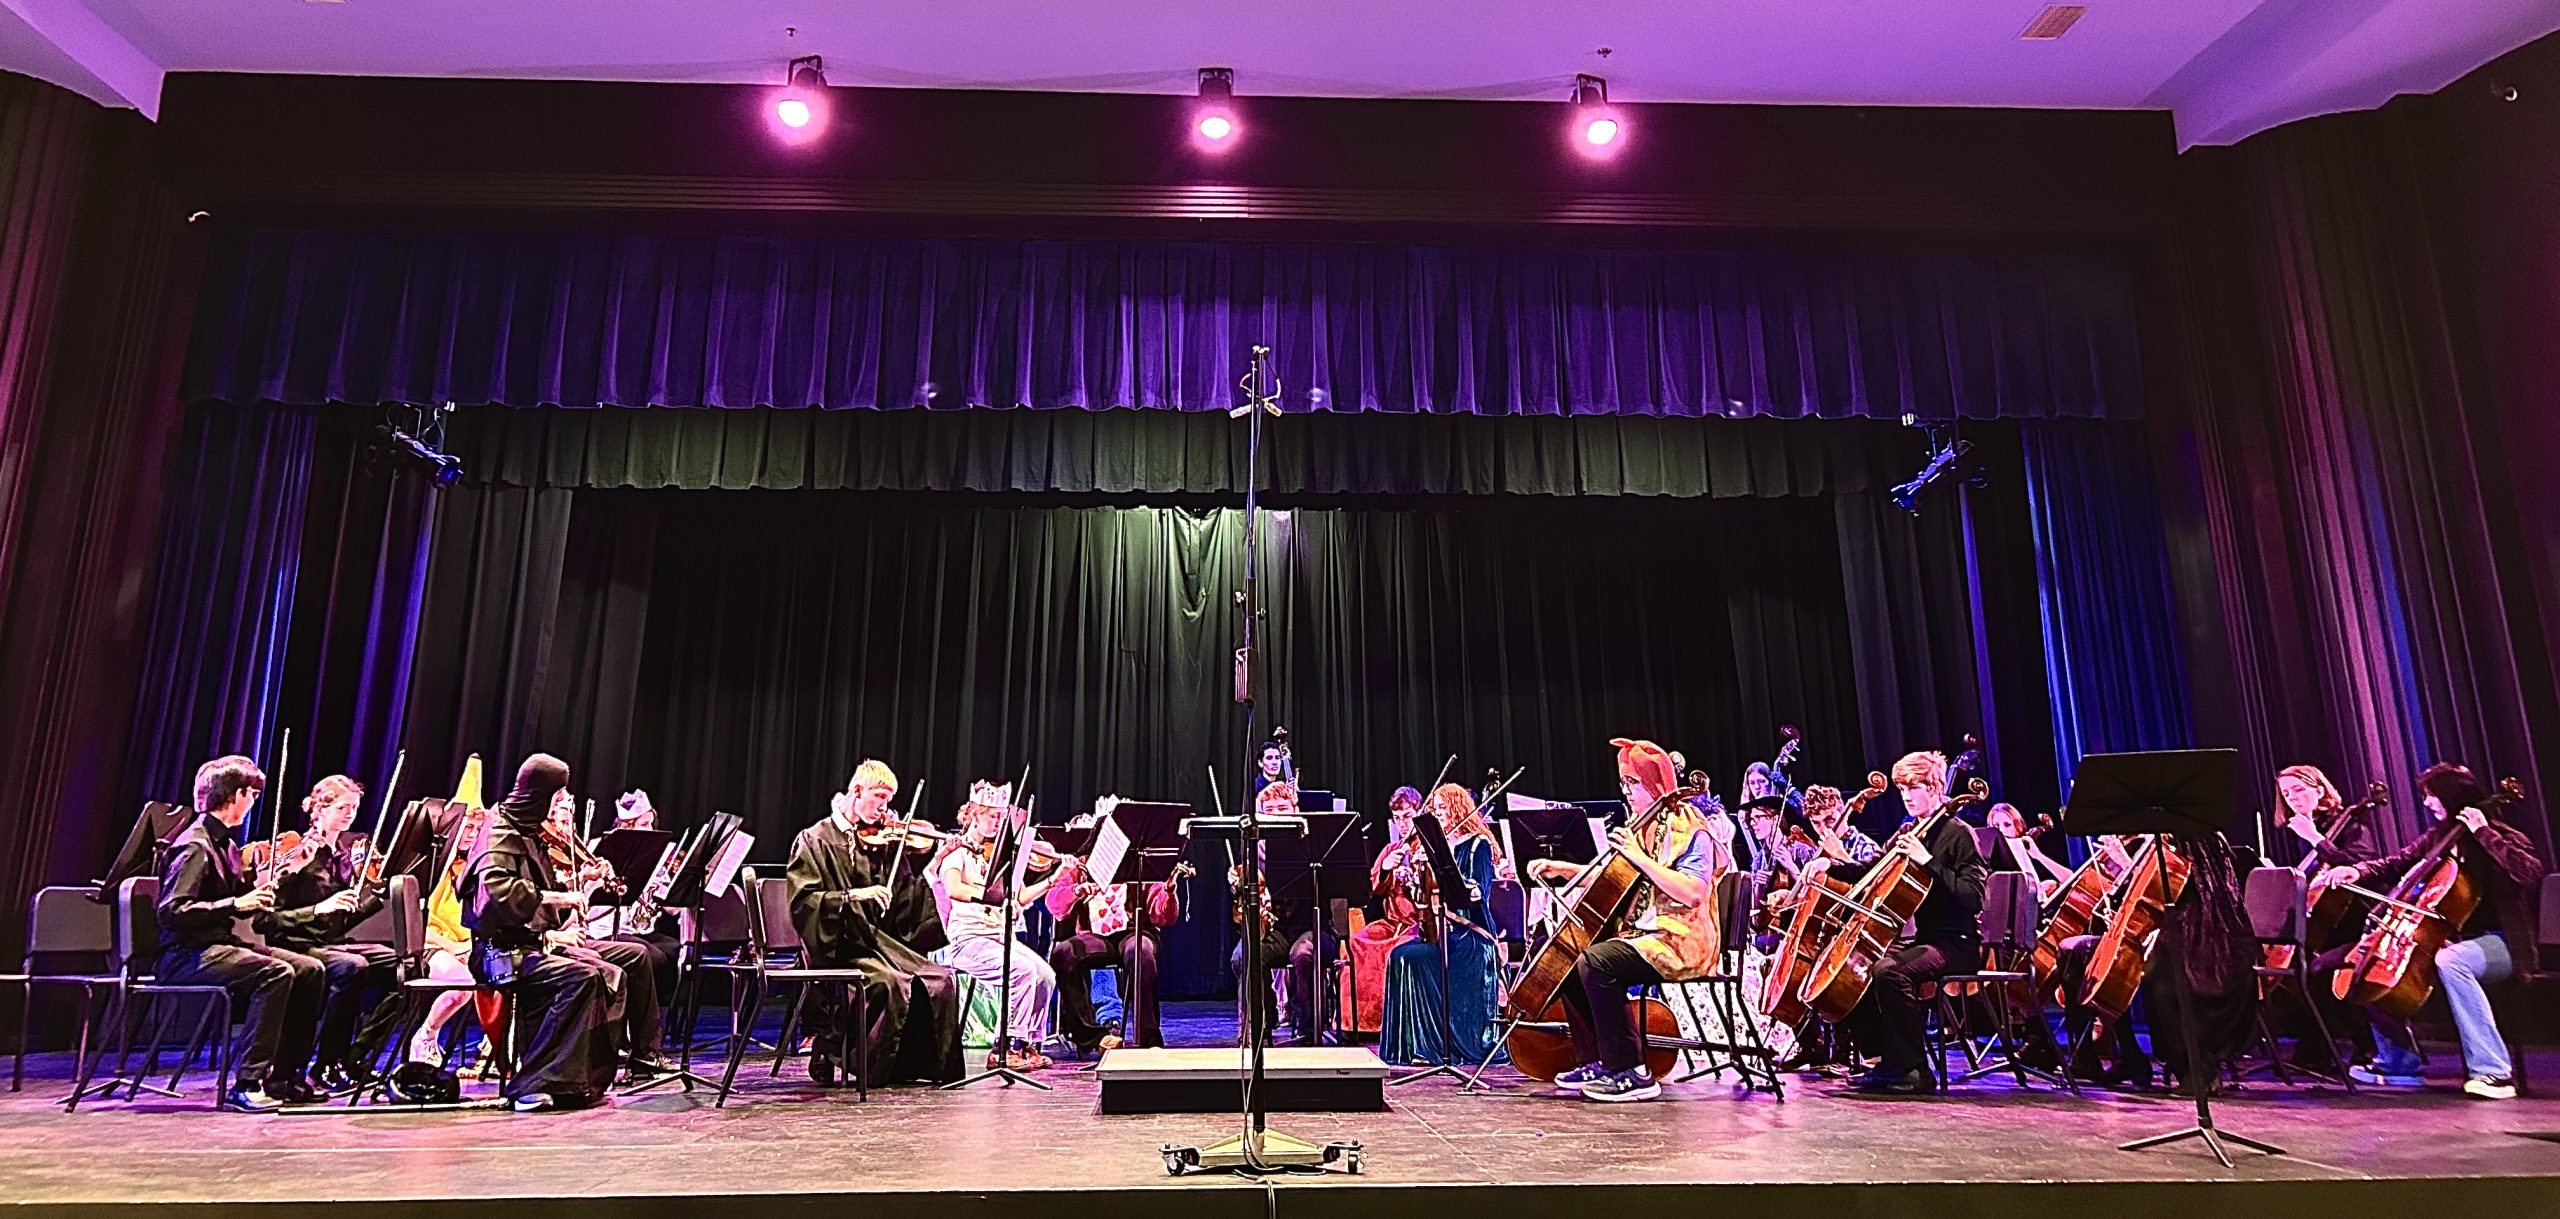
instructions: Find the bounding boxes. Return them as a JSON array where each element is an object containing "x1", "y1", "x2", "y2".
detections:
[
  {"x1": 1570, "y1": 73, "x2": 1624, "y2": 158},
  {"x1": 1192, "y1": 67, "x2": 1240, "y2": 150},
  {"x1": 769, "y1": 55, "x2": 831, "y2": 145}
]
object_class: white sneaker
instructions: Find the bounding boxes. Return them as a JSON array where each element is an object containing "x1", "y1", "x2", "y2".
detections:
[
  {"x1": 510, "y1": 1092, "x2": 558, "y2": 1113},
  {"x1": 2348, "y1": 1064, "x2": 2424, "y2": 1088},
  {"x1": 2462, "y1": 1075, "x2": 2518, "y2": 1100}
]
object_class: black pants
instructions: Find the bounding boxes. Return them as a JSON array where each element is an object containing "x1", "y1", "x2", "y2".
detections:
[
  {"x1": 587, "y1": 936, "x2": 665, "y2": 1056},
  {"x1": 1556, "y1": 938, "x2": 1665, "y2": 1073},
  {"x1": 2055, "y1": 935, "x2": 2146, "y2": 1066},
  {"x1": 1848, "y1": 939, "x2": 1980, "y2": 1076},
  {"x1": 1230, "y1": 930, "x2": 1318, "y2": 1043},
  {"x1": 157, "y1": 942, "x2": 326, "y2": 1088},
  {"x1": 298, "y1": 942, "x2": 398, "y2": 1071},
  {"x1": 1051, "y1": 930, "x2": 1159, "y2": 1049},
  {"x1": 474, "y1": 944, "x2": 621, "y2": 1102}
]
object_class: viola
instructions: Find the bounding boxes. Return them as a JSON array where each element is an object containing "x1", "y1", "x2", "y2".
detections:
[
  {"x1": 1502, "y1": 770, "x2": 1710, "y2": 1082},
  {"x1": 2332, "y1": 778, "x2": 2524, "y2": 1019},
  {"x1": 1757, "y1": 770, "x2": 1890, "y2": 1027},
  {"x1": 1797, "y1": 776, "x2": 1988, "y2": 1023}
]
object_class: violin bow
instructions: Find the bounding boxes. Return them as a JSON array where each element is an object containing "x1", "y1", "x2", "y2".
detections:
[
  {"x1": 881, "y1": 774, "x2": 928, "y2": 903},
  {"x1": 359, "y1": 749, "x2": 406, "y2": 894},
  {"x1": 261, "y1": 727, "x2": 294, "y2": 886}
]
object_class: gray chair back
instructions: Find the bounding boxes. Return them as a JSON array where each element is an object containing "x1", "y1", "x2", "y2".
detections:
[
  {"x1": 2242, "y1": 866, "x2": 2308, "y2": 944},
  {"x1": 752, "y1": 873, "x2": 807, "y2": 954},
  {"x1": 2538, "y1": 873, "x2": 2560, "y2": 949},
  {"x1": 1978, "y1": 871, "x2": 2037, "y2": 950},
  {"x1": 696, "y1": 873, "x2": 754, "y2": 946},
  {"x1": 111, "y1": 877, "x2": 158, "y2": 978},
  {"x1": 1487, "y1": 877, "x2": 1528, "y2": 945},
  {"x1": 26, "y1": 885, "x2": 112, "y2": 960},
  {"x1": 388, "y1": 874, "x2": 429, "y2": 962}
]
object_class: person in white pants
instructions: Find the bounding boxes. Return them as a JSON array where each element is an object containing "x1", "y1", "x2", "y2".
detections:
[{"x1": 933, "y1": 781, "x2": 1061, "y2": 1070}]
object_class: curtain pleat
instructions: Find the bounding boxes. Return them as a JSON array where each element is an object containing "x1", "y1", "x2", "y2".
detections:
[{"x1": 189, "y1": 230, "x2": 2142, "y2": 421}]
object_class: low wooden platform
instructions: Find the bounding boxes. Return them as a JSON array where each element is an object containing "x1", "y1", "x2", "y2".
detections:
[{"x1": 1095, "y1": 1045, "x2": 1390, "y2": 1113}]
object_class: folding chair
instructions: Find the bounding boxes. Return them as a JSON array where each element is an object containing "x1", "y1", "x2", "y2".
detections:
[
  {"x1": 1933, "y1": 871, "x2": 2069, "y2": 1090},
  {"x1": 6, "y1": 886, "x2": 119, "y2": 1092},
  {"x1": 1665, "y1": 869, "x2": 1783, "y2": 1096},
  {"x1": 2234, "y1": 866, "x2": 2352, "y2": 1089},
  {"x1": 65, "y1": 878, "x2": 235, "y2": 1110},
  {"x1": 348, "y1": 874, "x2": 515, "y2": 1104},
  {"x1": 710, "y1": 869, "x2": 871, "y2": 1106}
]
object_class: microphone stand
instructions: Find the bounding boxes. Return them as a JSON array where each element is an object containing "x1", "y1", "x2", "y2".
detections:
[{"x1": 1164, "y1": 344, "x2": 1358, "y2": 1177}]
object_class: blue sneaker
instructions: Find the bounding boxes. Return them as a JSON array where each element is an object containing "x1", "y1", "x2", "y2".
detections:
[
  {"x1": 1552, "y1": 1063, "x2": 1607, "y2": 1092},
  {"x1": 1581, "y1": 1065, "x2": 1662, "y2": 1102}
]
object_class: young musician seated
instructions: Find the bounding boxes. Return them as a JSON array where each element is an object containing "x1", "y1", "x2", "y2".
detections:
[
  {"x1": 1380, "y1": 782, "x2": 1509, "y2": 1067},
  {"x1": 934, "y1": 781, "x2": 1061, "y2": 1071},
  {"x1": 1836, "y1": 750, "x2": 1987, "y2": 1097},
  {"x1": 1048, "y1": 796, "x2": 1184, "y2": 1054},
  {"x1": 1523, "y1": 739, "x2": 1724, "y2": 1103},
  {"x1": 786, "y1": 760, "x2": 965, "y2": 1086},
  {"x1": 408, "y1": 801, "x2": 507, "y2": 1073},
  {"x1": 154, "y1": 755, "x2": 328, "y2": 1111},
  {"x1": 2322, "y1": 763, "x2": 2545, "y2": 1100},
  {"x1": 1983, "y1": 803, "x2": 2073, "y2": 903},
  {"x1": 540, "y1": 789, "x2": 671, "y2": 1080},
  {"x1": 2269, "y1": 764, "x2": 2385, "y2": 1073},
  {"x1": 253, "y1": 774, "x2": 398, "y2": 1093},
  {"x1": 1228, "y1": 779, "x2": 1320, "y2": 1047},
  {"x1": 459, "y1": 754, "x2": 627, "y2": 1112}
]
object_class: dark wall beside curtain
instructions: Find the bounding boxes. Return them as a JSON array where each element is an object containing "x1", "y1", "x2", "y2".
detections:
[{"x1": 0, "y1": 76, "x2": 198, "y2": 980}]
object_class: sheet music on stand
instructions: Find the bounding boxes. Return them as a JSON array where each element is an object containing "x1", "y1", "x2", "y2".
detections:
[{"x1": 1089, "y1": 816, "x2": 1133, "y2": 893}]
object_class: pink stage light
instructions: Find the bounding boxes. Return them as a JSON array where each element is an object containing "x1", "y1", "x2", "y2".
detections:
[
  {"x1": 1192, "y1": 67, "x2": 1239, "y2": 152},
  {"x1": 1570, "y1": 74, "x2": 1625, "y2": 160},
  {"x1": 768, "y1": 56, "x2": 831, "y2": 147}
]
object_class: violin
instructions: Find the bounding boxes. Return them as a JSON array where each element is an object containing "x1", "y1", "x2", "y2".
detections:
[
  {"x1": 2332, "y1": 778, "x2": 2525, "y2": 1019},
  {"x1": 2263, "y1": 780, "x2": 2386, "y2": 972},
  {"x1": 858, "y1": 820, "x2": 952, "y2": 851},
  {"x1": 1758, "y1": 771, "x2": 1889, "y2": 1026},
  {"x1": 1503, "y1": 770, "x2": 1709, "y2": 1083}
]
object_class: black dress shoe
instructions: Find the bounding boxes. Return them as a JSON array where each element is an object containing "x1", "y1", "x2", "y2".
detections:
[
  {"x1": 224, "y1": 1087, "x2": 283, "y2": 1113},
  {"x1": 1846, "y1": 1068, "x2": 1936, "y2": 1096},
  {"x1": 807, "y1": 1054, "x2": 837, "y2": 1086},
  {"x1": 313, "y1": 1065, "x2": 358, "y2": 1094},
  {"x1": 268, "y1": 1077, "x2": 326, "y2": 1105}
]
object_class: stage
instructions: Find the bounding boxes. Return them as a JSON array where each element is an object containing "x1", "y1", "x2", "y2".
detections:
[{"x1": 7, "y1": 1028, "x2": 2558, "y2": 1219}]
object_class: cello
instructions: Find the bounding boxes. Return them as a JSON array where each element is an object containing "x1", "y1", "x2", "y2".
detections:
[
  {"x1": 1757, "y1": 772, "x2": 1890, "y2": 1027},
  {"x1": 2075, "y1": 836, "x2": 2193, "y2": 1019},
  {"x1": 2331, "y1": 777, "x2": 2525, "y2": 1019},
  {"x1": 2027, "y1": 839, "x2": 2133, "y2": 999},
  {"x1": 1797, "y1": 774, "x2": 1988, "y2": 1023},
  {"x1": 2263, "y1": 780, "x2": 2386, "y2": 973},
  {"x1": 1501, "y1": 770, "x2": 1709, "y2": 1083}
]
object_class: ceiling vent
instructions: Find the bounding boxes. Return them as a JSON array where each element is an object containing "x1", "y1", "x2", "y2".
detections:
[{"x1": 2020, "y1": 5, "x2": 2088, "y2": 41}]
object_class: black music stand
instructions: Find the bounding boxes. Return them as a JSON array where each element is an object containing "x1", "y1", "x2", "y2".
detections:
[
  {"x1": 1390, "y1": 815, "x2": 1485, "y2": 1086},
  {"x1": 1091, "y1": 801, "x2": 1193, "y2": 1055},
  {"x1": 1463, "y1": 808, "x2": 1606, "y2": 1092},
  {"x1": 594, "y1": 829, "x2": 676, "y2": 925},
  {"x1": 1261, "y1": 811, "x2": 1367, "y2": 1047},
  {"x1": 97, "y1": 802, "x2": 189, "y2": 900},
  {"x1": 2061, "y1": 748, "x2": 2278, "y2": 1167}
]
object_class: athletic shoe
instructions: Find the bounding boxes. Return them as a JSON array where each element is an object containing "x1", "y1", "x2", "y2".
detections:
[
  {"x1": 510, "y1": 1092, "x2": 559, "y2": 1113},
  {"x1": 2463, "y1": 1075, "x2": 2518, "y2": 1100},
  {"x1": 2348, "y1": 1064, "x2": 2424, "y2": 1088},
  {"x1": 1845, "y1": 1067, "x2": 1936, "y2": 1097},
  {"x1": 223, "y1": 1087, "x2": 283, "y2": 1113},
  {"x1": 1581, "y1": 1066, "x2": 1662, "y2": 1102},
  {"x1": 1552, "y1": 1063, "x2": 1607, "y2": 1091}
]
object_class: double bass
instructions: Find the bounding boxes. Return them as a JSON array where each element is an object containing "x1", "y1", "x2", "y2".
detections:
[
  {"x1": 1797, "y1": 775, "x2": 1988, "y2": 1023},
  {"x1": 1501, "y1": 771, "x2": 1710, "y2": 1082},
  {"x1": 1757, "y1": 771, "x2": 1890, "y2": 1027},
  {"x1": 2331, "y1": 778, "x2": 2525, "y2": 1019}
]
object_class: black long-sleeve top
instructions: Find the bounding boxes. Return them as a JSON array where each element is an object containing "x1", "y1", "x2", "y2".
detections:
[
  {"x1": 253, "y1": 833, "x2": 384, "y2": 951},
  {"x1": 458, "y1": 824, "x2": 562, "y2": 953},
  {"x1": 2351, "y1": 812, "x2": 2546, "y2": 940},
  {"x1": 2302, "y1": 812, "x2": 2384, "y2": 869},
  {"x1": 155, "y1": 814, "x2": 251, "y2": 954},
  {"x1": 1838, "y1": 813, "x2": 1988, "y2": 948}
]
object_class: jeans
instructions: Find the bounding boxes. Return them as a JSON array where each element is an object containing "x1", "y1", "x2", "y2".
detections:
[{"x1": 2370, "y1": 931, "x2": 2514, "y2": 1080}]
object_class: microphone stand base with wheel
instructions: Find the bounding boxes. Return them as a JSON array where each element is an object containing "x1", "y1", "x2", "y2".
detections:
[{"x1": 1165, "y1": 1129, "x2": 1361, "y2": 1176}]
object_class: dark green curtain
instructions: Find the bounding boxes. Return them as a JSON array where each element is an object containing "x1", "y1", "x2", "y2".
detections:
[
  {"x1": 448, "y1": 406, "x2": 1913, "y2": 498},
  {"x1": 583, "y1": 490, "x2": 1882, "y2": 994}
]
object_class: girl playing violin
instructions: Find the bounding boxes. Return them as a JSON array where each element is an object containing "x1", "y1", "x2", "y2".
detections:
[
  {"x1": 1522, "y1": 738, "x2": 1724, "y2": 1103},
  {"x1": 933, "y1": 781, "x2": 1061, "y2": 1070},
  {"x1": 1380, "y1": 783, "x2": 1508, "y2": 1066}
]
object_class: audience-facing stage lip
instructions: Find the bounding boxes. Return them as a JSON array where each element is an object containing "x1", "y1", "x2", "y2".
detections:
[{"x1": 6, "y1": 1038, "x2": 2558, "y2": 1217}]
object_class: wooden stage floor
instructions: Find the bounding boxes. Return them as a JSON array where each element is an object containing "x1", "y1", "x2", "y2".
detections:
[{"x1": 6, "y1": 1040, "x2": 2560, "y2": 1219}]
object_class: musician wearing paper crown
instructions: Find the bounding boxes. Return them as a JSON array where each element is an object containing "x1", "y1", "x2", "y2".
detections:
[
  {"x1": 538, "y1": 789, "x2": 672, "y2": 1081},
  {"x1": 786, "y1": 758, "x2": 964, "y2": 1085},
  {"x1": 1521, "y1": 738, "x2": 1725, "y2": 1103},
  {"x1": 1047, "y1": 794, "x2": 1186, "y2": 1054},
  {"x1": 933, "y1": 780, "x2": 1061, "y2": 1071},
  {"x1": 1830, "y1": 749, "x2": 1988, "y2": 1097}
]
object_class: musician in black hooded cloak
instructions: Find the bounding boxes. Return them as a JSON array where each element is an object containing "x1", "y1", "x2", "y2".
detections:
[{"x1": 459, "y1": 753, "x2": 625, "y2": 1111}]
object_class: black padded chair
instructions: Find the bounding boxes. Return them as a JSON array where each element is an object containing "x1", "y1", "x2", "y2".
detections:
[
  {"x1": 1929, "y1": 870, "x2": 2068, "y2": 1091},
  {"x1": 5, "y1": 886, "x2": 119, "y2": 1093},
  {"x1": 347, "y1": 873, "x2": 516, "y2": 1104},
  {"x1": 708, "y1": 869, "x2": 871, "y2": 1106},
  {"x1": 1664, "y1": 868, "x2": 1783, "y2": 1097},
  {"x1": 2235, "y1": 866, "x2": 2353, "y2": 1089},
  {"x1": 65, "y1": 877, "x2": 235, "y2": 1110}
]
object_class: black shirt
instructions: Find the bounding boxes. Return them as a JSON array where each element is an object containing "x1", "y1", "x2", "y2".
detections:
[{"x1": 156, "y1": 813, "x2": 250, "y2": 954}]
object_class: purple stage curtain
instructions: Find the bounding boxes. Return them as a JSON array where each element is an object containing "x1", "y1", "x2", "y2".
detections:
[
  {"x1": 2180, "y1": 110, "x2": 2547, "y2": 856},
  {"x1": 2023, "y1": 422, "x2": 2194, "y2": 792},
  {"x1": 186, "y1": 229, "x2": 2141, "y2": 421},
  {"x1": 0, "y1": 77, "x2": 199, "y2": 976}
]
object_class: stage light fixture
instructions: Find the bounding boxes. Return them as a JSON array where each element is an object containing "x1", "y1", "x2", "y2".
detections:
[
  {"x1": 769, "y1": 55, "x2": 831, "y2": 145},
  {"x1": 1192, "y1": 67, "x2": 1239, "y2": 150},
  {"x1": 1889, "y1": 418, "x2": 1987, "y2": 514},
  {"x1": 365, "y1": 404, "x2": 464, "y2": 488},
  {"x1": 1570, "y1": 74, "x2": 1624, "y2": 158}
]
